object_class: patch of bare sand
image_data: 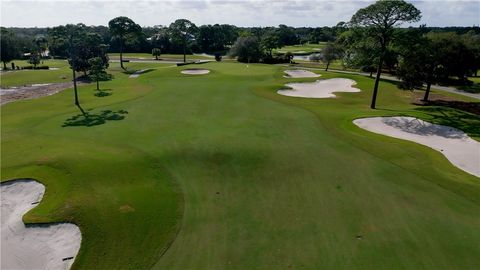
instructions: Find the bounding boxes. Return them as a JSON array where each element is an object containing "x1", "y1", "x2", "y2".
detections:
[
  {"x1": 278, "y1": 78, "x2": 360, "y2": 98},
  {"x1": 181, "y1": 69, "x2": 210, "y2": 75}
]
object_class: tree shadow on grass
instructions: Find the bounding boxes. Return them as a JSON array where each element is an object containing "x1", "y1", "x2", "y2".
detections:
[
  {"x1": 62, "y1": 109, "x2": 128, "y2": 127},
  {"x1": 94, "y1": 89, "x2": 112, "y2": 97},
  {"x1": 414, "y1": 106, "x2": 480, "y2": 138}
]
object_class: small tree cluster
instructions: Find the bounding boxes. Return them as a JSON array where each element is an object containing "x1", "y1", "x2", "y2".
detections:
[{"x1": 152, "y1": 48, "x2": 161, "y2": 60}]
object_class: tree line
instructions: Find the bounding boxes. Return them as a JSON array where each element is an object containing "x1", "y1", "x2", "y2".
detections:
[{"x1": 2, "y1": 17, "x2": 478, "y2": 67}]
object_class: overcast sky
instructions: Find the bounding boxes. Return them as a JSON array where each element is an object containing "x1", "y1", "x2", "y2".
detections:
[{"x1": 1, "y1": 0, "x2": 479, "y2": 28}]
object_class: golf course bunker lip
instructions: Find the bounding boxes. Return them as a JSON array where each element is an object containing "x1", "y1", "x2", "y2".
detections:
[
  {"x1": 1, "y1": 179, "x2": 82, "y2": 270},
  {"x1": 181, "y1": 68, "x2": 210, "y2": 75},
  {"x1": 284, "y1": 69, "x2": 321, "y2": 78},
  {"x1": 278, "y1": 78, "x2": 360, "y2": 98},
  {"x1": 353, "y1": 117, "x2": 480, "y2": 178}
]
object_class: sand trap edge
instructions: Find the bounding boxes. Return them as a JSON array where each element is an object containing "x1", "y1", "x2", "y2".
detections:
[
  {"x1": 1, "y1": 178, "x2": 83, "y2": 270},
  {"x1": 283, "y1": 69, "x2": 321, "y2": 78},
  {"x1": 353, "y1": 116, "x2": 480, "y2": 178}
]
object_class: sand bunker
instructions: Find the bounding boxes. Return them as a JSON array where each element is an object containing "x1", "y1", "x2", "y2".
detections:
[
  {"x1": 354, "y1": 117, "x2": 480, "y2": 177},
  {"x1": 278, "y1": 78, "x2": 360, "y2": 98},
  {"x1": 181, "y1": 69, "x2": 210, "y2": 75},
  {"x1": 284, "y1": 69, "x2": 321, "y2": 78},
  {"x1": 1, "y1": 180, "x2": 82, "y2": 270}
]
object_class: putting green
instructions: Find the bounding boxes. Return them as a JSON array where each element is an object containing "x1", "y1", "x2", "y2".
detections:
[{"x1": 1, "y1": 62, "x2": 479, "y2": 269}]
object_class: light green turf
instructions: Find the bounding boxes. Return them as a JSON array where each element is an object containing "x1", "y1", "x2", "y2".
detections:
[
  {"x1": 1, "y1": 61, "x2": 479, "y2": 270},
  {"x1": 276, "y1": 42, "x2": 327, "y2": 55}
]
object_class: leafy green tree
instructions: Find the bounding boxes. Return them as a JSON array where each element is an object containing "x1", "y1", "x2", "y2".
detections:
[
  {"x1": 229, "y1": 36, "x2": 263, "y2": 63},
  {"x1": 71, "y1": 33, "x2": 109, "y2": 76},
  {"x1": 396, "y1": 30, "x2": 477, "y2": 101},
  {"x1": 169, "y1": 19, "x2": 197, "y2": 63},
  {"x1": 47, "y1": 26, "x2": 70, "y2": 58},
  {"x1": 28, "y1": 52, "x2": 41, "y2": 68},
  {"x1": 350, "y1": 0, "x2": 421, "y2": 109},
  {"x1": 427, "y1": 32, "x2": 476, "y2": 83},
  {"x1": 63, "y1": 24, "x2": 89, "y2": 114},
  {"x1": 150, "y1": 27, "x2": 171, "y2": 53},
  {"x1": 261, "y1": 31, "x2": 280, "y2": 57},
  {"x1": 88, "y1": 57, "x2": 109, "y2": 91},
  {"x1": 276, "y1": 24, "x2": 299, "y2": 46},
  {"x1": 396, "y1": 30, "x2": 439, "y2": 101},
  {"x1": 462, "y1": 31, "x2": 480, "y2": 77},
  {"x1": 321, "y1": 42, "x2": 340, "y2": 71},
  {"x1": 337, "y1": 28, "x2": 380, "y2": 76},
  {"x1": 196, "y1": 24, "x2": 237, "y2": 53},
  {"x1": 0, "y1": 28, "x2": 19, "y2": 69},
  {"x1": 34, "y1": 35, "x2": 48, "y2": 56},
  {"x1": 152, "y1": 48, "x2": 161, "y2": 60},
  {"x1": 108, "y1": 16, "x2": 142, "y2": 69}
]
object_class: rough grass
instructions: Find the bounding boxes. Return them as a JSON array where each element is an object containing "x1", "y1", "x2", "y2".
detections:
[{"x1": 1, "y1": 61, "x2": 479, "y2": 269}]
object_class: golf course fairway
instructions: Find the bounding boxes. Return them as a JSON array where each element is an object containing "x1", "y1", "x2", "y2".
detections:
[{"x1": 2, "y1": 61, "x2": 480, "y2": 269}]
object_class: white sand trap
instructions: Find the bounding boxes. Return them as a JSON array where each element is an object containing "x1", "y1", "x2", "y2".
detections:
[
  {"x1": 181, "y1": 69, "x2": 210, "y2": 75},
  {"x1": 278, "y1": 78, "x2": 360, "y2": 98},
  {"x1": 284, "y1": 69, "x2": 321, "y2": 78},
  {"x1": 1, "y1": 180, "x2": 82, "y2": 270},
  {"x1": 353, "y1": 117, "x2": 480, "y2": 177}
]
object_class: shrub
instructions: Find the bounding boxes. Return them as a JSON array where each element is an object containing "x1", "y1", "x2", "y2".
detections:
[
  {"x1": 229, "y1": 36, "x2": 263, "y2": 63},
  {"x1": 22, "y1": 65, "x2": 49, "y2": 70},
  {"x1": 152, "y1": 48, "x2": 161, "y2": 60}
]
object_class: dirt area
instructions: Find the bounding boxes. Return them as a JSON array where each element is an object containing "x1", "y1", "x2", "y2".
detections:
[
  {"x1": 0, "y1": 82, "x2": 86, "y2": 106},
  {"x1": 412, "y1": 91, "x2": 480, "y2": 115}
]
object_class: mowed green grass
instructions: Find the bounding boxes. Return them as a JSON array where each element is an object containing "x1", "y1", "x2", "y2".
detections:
[
  {"x1": 1, "y1": 61, "x2": 480, "y2": 269},
  {"x1": 276, "y1": 42, "x2": 326, "y2": 54},
  {"x1": 0, "y1": 59, "x2": 73, "y2": 87}
]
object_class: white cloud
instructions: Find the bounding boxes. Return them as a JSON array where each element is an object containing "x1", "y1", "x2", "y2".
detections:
[{"x1": 0, "y1": 0, "x2": 478, "y2": 27}]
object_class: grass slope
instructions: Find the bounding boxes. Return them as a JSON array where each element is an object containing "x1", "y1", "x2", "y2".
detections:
[{"x1": 1, "y1": 62, "x2": 479, "y2": 269}]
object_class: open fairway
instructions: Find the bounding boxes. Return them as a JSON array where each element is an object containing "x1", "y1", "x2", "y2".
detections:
[
  {"x1": 2, "y1": 61, "x2": 480, "y2": 269},
  {"x1": 0, "y1": 60, "x2": 72, "y2": 88},
  {"x1": 276, "y1": 42, "x2": 327, "y2": 55}
]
